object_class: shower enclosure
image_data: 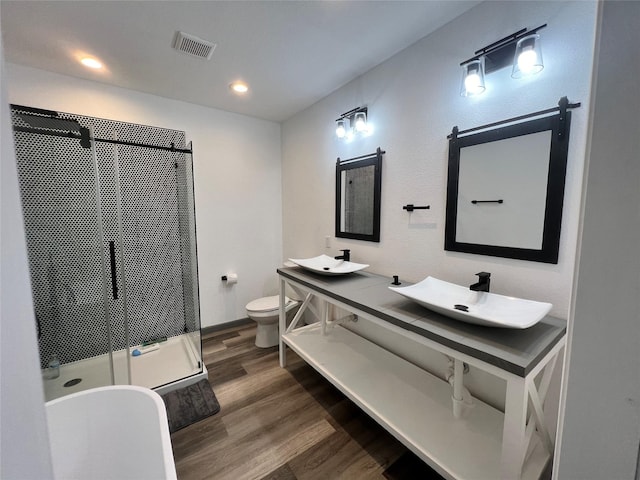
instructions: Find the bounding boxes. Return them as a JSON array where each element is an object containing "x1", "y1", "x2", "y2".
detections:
[{"x1": 11, "y1": 105, "x2": 205, "y2": 401}]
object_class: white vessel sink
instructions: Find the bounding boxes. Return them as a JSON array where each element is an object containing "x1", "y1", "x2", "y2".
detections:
[
  {"x1": 289, "y1": 255, "x2": 369, "y2": 276},
  {"x1": 389, "y1": 276, "x2": 552, "y2": 329}
]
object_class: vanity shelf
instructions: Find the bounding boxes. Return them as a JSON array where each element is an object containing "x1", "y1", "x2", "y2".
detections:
[
  {"x1": 278, "y1": 267, "x2": 566, "y2": 480},
  {"x1": 282, "y1": 323, "x2": 547, "y2": 480}
]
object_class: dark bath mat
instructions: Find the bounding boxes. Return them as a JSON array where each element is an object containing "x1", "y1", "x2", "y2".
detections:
[{"x1": 161, "y1": 379, "x2": 220, "y2": 433}]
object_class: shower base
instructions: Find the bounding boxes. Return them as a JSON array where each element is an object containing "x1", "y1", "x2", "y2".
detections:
[{"x1": 42, "y1": 333, "x2": 206, "y2": 401}]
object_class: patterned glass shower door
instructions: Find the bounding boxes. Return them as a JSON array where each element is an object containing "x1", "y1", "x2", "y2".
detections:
[
  {"x1": 108, "y1": 142, "x2": 202, "y2": 388},
  {"x1": 13, "y1": 128, "x2": 118, "y2": 394}
]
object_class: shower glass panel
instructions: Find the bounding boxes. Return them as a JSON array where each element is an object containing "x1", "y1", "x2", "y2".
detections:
[
  {"x1": 114, "y1": 143, "x2": 202, "y2": 389},
  {"x1": 176, "y1": 147, "x2": 203, "y2": 381},
  {"x1": 11, "y1": 106, "x2": 203, "y2": 400},
  {"x1": 12, "y1": 128, "x2": 118, "y2": 400}
]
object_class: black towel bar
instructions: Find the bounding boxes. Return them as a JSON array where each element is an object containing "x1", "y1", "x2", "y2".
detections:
[{"x1": 403, "y1": 204, "x2": 430, "y2": 212}]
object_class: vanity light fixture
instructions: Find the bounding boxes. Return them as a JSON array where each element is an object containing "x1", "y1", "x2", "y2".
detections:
[
  {"x1": 460, "y1": 24, "x2": 546, "y2": 96},
  {"x1": 335, "y1": 106, "x2": 368, "y2": 140}
]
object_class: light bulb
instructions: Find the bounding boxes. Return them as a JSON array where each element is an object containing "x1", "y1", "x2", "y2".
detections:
[
  {"x1": 336, "y1": 119, "x2": 346, "y2": 138},
  {"x1": 517, "y1": 48, "x2": 538, "y2": 74},
  {"x1": 460, "y1": 59, "x2": 485, "y2": 96},
  {"x1": 512, "y1": 34, "x2": 543, "y2": 78},
  {"x1": 464, "y1": 72, "x2": 483, "y2": 94}
]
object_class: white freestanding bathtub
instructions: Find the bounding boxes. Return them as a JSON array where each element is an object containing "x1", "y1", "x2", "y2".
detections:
[{"x1": 45, "y1": 385, "x2": 177, "y2": 480}]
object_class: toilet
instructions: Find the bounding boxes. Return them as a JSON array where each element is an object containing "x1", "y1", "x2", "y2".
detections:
[{"x1": 246, "y1": 295, "x2": 300, "y2": 348}]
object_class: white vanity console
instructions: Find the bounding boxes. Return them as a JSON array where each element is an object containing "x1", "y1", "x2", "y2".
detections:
[{"x1": 277, "y1": 267, "x2": 566, "y2": 480}]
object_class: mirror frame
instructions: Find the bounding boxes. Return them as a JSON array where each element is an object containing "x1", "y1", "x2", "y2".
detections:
[
  {"x1": 335, "y1": 149, "x2": 383, "y2": 242},
  {"x1": 445, "y1": 111, "x2": 571, "y2": 263}
]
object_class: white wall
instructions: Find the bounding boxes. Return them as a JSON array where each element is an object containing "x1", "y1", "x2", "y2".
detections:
[
  {"x1": 282, "y1": 0, "x2": 597, "y2": 414},
  {"x1": 0, "y1": 39, "x2": 53, "y2": 479},
  {"x1": 283, "y1": 0, "x2": 596, "y2": 316},
  {"x1": 6, "y1": 64, "x2": 283, "y2": 328},
  {"x1": 556, "y1": 2, "x2": 640, "y2": 478}
]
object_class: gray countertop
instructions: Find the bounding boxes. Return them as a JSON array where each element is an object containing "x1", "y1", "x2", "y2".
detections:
[{"x1": 277, "y1": 267, "x2": 566, "y2": 377}]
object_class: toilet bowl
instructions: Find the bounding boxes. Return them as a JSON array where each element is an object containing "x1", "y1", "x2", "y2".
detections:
[{"x1": 246, "y1": 295, "x2": 300, "y2": 348}]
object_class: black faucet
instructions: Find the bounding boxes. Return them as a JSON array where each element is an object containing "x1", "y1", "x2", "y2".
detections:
[
  {"x1": 470, "y1": 272, "x2": 491, "y2": 292},
  {"x1": 335, "y1": 249, "x2": 350, "y2": 262}
]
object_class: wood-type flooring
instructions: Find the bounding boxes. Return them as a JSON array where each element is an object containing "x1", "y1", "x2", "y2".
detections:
[{"x1": 171, "y1": 323, "x2": 444, "y2": 480}]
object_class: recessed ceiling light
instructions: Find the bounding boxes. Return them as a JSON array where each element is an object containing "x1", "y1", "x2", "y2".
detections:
[
  {"x1": 80, "y1": 57, "x2": 103, "y2": 69},
  {"x1": 230, "y1": 81, "x2": 249, "y2": 94}
]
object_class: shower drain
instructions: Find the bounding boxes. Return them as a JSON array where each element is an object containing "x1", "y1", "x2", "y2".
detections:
[{"x1": 64, "y1": 378, "x2": 82, "y2": 387}]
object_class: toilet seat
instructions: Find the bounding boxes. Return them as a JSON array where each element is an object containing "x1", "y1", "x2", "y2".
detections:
[{"x1": 246, "y1": 295, "x2": 297, "y2": 318}]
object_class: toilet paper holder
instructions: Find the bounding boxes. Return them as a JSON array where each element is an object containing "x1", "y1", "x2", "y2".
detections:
[{"x1": 221, "y1": 273, "x2": 238, "y2": 285}]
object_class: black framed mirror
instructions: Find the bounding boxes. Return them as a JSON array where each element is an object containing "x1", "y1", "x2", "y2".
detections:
[
  {"x1": 335, "y1": 148, "x2": 383, "y2": 242},
  {"x1": 445, "y1": 99, "x2": 578, "y2": 263}
]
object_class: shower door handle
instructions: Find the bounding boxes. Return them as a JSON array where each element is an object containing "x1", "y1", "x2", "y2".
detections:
[
  {"x1": 109, "y1": 241, "x2": 118, "y2": 300},
  {"x1": 36, "y1": 313, "x2": 42, "y2": 339}
]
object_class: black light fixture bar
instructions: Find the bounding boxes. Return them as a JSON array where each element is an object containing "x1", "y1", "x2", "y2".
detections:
[
  {"x1": 460, "y1": 24, "x2": 547, "y2": 73},
  {"x1": 335, "y1": 106, "x2": 367, "y2": 122},
  {"x1": 473, "y1": 28, "x2": 527, "y2": 57}
]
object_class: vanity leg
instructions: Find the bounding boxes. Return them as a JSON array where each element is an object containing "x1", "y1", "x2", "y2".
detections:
[
  {"x1": 452, "y1": 358, "x2": 465, "y2": 418},
  {"x1": 320, "y1": 300, "x2": 327, "y2": 336},
  {"x1": 501, "y1": 376, "x2": 527, "y2": 480},
  {"x1": 279, "y1": 277, "x2": 287, "y2": 367}
]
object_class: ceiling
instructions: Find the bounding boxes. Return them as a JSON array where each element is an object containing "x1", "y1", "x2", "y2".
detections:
[{"x1": 1, "y1": 1, "x2": 479, "y2": 122}]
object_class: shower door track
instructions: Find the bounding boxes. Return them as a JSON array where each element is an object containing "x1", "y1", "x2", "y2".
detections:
[{"x1": 12, "y1": 125, "x2": 193, "y2": 154}]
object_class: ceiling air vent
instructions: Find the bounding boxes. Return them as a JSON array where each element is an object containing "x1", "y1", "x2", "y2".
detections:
[{"x1": 173, "y1": 31, "x2": 216, "y2": 60}]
